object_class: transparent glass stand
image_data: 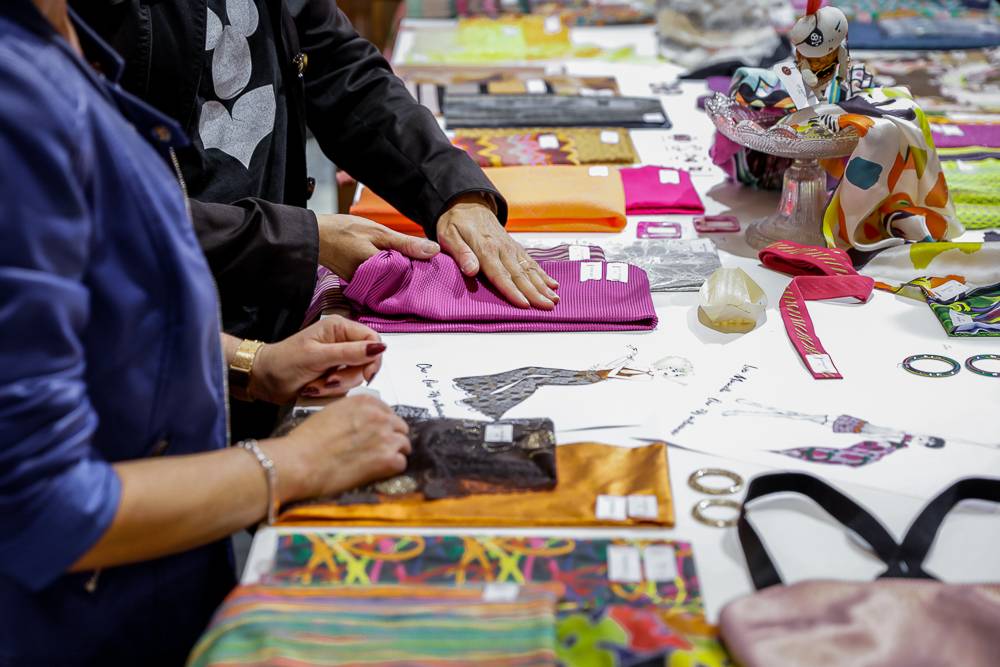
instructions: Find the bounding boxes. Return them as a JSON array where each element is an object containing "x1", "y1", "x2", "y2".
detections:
[{"x1": 705, "y1": 94, "x2": 859, "y2": 250}]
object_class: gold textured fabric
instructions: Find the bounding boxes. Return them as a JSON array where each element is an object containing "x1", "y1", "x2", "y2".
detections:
[{"x1": 451, "y1": 127, "x2": 639, "y2": 167}]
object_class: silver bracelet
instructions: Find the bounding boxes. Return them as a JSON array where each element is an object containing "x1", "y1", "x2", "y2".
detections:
[{"x1": 238, "y1": 439, "x2": 279, "y2": 525}]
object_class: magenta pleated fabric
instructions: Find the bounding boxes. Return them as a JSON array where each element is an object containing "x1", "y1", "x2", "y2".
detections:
[
  {"x1": 620, "y1": 166, "x2": 705, "y2": 215},
  {"x1": 343, "y1": 251, "x2": 658, "y2": 333}
]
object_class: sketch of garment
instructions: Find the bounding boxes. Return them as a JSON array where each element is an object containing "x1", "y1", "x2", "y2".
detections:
[
  {"x1": 454, "y1": 367, "x2": 605, "y2": 421},
  {"x1": 777, "y1": 440, "x2": 909, "y2": 467}
]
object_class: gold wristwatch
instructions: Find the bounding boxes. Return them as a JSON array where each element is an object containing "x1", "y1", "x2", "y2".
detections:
[{"x1": 229, "y1": 339, "x2": 264, "y2": 402}]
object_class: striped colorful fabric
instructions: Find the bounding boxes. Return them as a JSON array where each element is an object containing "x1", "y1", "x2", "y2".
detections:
[
  {"x1": 187, "y1": 584, "x2": 560, "y2": 667},
  {"x1": 451, "y1": 128, "x2": 638, "y2": 168},
  {"x1": 342, "y1": 251, "x2": 657, "y2": 333}
]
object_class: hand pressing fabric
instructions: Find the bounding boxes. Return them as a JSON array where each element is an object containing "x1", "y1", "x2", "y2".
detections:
[
  {"x1": 437, "y1": 194, "x2": 560, "y2": 310},
  {"x1": 317, "y1": 214, "x2": 440, "y2": 280},
  {"x1": 248, "y1": 316, "x2": 385, "y2": 402}
]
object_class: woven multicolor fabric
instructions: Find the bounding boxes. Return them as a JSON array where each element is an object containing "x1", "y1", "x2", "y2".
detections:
[
  {"x1": 451, "y1": 128, "x2": 638, "y2": 167},
  {"x1": 187, "y1": 584, "x2": 560, "y2": 667}
]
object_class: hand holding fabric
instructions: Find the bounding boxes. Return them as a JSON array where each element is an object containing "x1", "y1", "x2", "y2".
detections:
[
  {"x1": 317, "y1": 214, "x2": 440, "y2": 280},
  {"x1": 436, "y1": 197, "x2": 559, "y2": 309},
  {"x1": 249, "y1": 316, "x2": 385, "y2": 403}
]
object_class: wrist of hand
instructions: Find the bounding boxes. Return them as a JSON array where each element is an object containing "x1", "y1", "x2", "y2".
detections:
[
  {"x1": 446, "y1": 192, "x2": 497, "y2": 216},
  {"x1": 258, "y1": 437, "x2": 310, "y2": 506}
]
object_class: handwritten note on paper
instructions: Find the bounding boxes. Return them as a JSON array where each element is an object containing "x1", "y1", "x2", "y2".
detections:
[
  {"x1": 416, "y1": 363, "x2": 447, "y2": 418},
  {"x1": 670, "y1": 364, "x2": 759, "y2": 436}
]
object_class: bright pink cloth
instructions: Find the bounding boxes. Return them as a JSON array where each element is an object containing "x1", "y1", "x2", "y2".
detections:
[
  {"x1": 343, "y1": 251, "x2": 658, "y2": 333},
  {"x1": 620, "y1": 166, "x2": 705, "y2": 215}
]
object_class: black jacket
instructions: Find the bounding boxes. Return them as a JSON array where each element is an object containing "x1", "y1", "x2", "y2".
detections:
[{"x1": 74, "y1": 0, "x2": 506, "y2": 343}]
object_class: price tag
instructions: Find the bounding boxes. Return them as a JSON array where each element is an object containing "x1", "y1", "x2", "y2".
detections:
[
  {"x1": 526, "y1": 79, "x2": 548, "y2": 94},
  {"x1": 950, "y1": 310, "x2": 974, "y2": 326},
  {"x1": 606, "y1": 545, "x2": 643, "y2": 583},
  {"x1": 773, "y1": 60, "x2": 814, "y2": 110},
  {"x1": 596, "y1": 89, "x2": 614, "y2": 97},
  {"x1": 642, "y1": 546, "x2": 678, "y2": 582},
  {"x1": 484, "y1": 423, "x2": 514, "y2": 443},
  {"x1": 627, "y1": 495, "x2": 659, "y2": 519},
  {"x1": 538, "y1": 134, "x2": 560, "y2": 150},
  {"x1": 642, "y1": 112, "x2": 666, "y2": 125},
  {"x1": 806, "y1": 354, "x2": 839, "y2": 375},
  {"x1": 580, "y1": 262, "x2": 603, "y2": 282},
  {"x1": 659, "y1": 168, "x2": 681, "y2": 185},
  {"x1": 595, "y1": 494, "x2": 627, "y2": 521},
  {"x1": 580, "y1": 87, "x2": 597, "y2": 97},
  {"x1": 929, "y1": 280, "x2": 967, "y2": 301},
  {"x1": 501, "y1": 25, "x2": 520, "y2": 37},
  {"x1": 569, "y1": 244, "x2": 592, "y2": 261},
  {"x1": 589, "y1": 166, "x2": 610, "y2": 177},
  {"x1": 606, "y1": 262, "x2": 629, "y2": 283},
  {"x1": 931, "y1": 123, "x2": 965, "y2": 136},
  {"x1": 483, "y1": 583, "x2": 520, "y2": 602},
  {"x1": 544, "y1": 15, "x2": 562, "y2": 34},
  {"x1": 600, "y1": 130, "x2": 621, "y2": 144}
]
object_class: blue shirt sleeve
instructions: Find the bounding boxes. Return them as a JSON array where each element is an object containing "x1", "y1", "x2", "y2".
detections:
[{"x1": 0, "y1": 44, "x2": 122, "y2": 591}]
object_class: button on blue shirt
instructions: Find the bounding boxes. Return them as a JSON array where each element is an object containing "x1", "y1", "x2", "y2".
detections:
[{"x1": 0, "y1": 4, "x2": 231, "y2": 664}]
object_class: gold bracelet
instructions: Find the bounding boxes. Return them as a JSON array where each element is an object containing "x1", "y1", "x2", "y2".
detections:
[
  {"x1": 229, "y1": 339, "x2": 264, "y2": 402},
  {"x1": 238, "y1": 439, "x2": 278, "y2": 525}
]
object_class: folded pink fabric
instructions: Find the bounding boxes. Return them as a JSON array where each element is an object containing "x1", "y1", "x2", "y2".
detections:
[
  {"x1": 343, "y1": 251, "x2": 658, "y2": 333},
  {"x1": 620, "y1": 166, "x2": 705, "y2": 215}
]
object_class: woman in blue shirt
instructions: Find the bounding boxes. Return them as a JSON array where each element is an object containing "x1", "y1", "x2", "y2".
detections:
[{"x1": 0, "y1": 2, "x2": 411, "y2": 664}]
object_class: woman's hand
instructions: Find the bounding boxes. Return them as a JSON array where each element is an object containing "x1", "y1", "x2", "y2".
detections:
[
  {"x1": 317, "y1": 214, "x2": 440, "y2": 280},
  {"x1": 249, "y1": 316, "x2": 385, "y2": 404},
  {"x1": 265, "y1": 395, "x2": 411, "y2": 502}
]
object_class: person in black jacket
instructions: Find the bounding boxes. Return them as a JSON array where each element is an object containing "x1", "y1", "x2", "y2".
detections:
[{"x1": 74, "y1": 0, "x2": 560, "y2": 348}]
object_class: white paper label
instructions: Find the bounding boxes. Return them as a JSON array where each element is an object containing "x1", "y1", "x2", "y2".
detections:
[
  {"x1": 806, "y1": 354, "x2": 839, "y2": 375},
  {"x1": 569, "y1": 244, "x2": 592, "y2": 261},
  {"x1": 538, "y1": 134, "x2": 559, "y2": 149},
  {"x1": 606, "y1": 262, "x2": 629, "y2": 283},
  {"x1": 606, "y1": 546, "x2": 643, "y2": 583},
  {"x1": 595, "y1": 494, "x2": 628, "y2": 521},
  {"x1": 627, "y1": 495, "x2": 659, "y2": 519},
  {"x1": 580, "y1": 87, "x2": 597, "y2": 97},
  {"x1": 526, "y1": 78, "x2": 547, "y2": 94},
  {"x1": 642, "y1": 112, "x2": 666, "y2": 124},
  {"x1": 596, "y1": 89, "x2": 614, "y2": 97},
  {"x1": 642, "y1": 546, "x2": 678, "y2": 582},
  {"x1": 659, "y1": 168, "x2": 681, "y2": 185},
  {"x1": 484, "y1": 423, "x2": 514, "y2": 443},
  {"x1": 929, "y1": 280, "x2": 967, "y2": 301},
  {"x1": 482, "y1": 583, "x2": 520, "y2": 602},
  {"x1": 501, "y1": 25, "x2": 520, "y2": 37},
  {"x1": 589, "y1": 166, "x2": 610, "y2": 177},
  {"x1": 600, "y1": 130, "x2": 621, "y2": 144},
  {"x1": 950, "y1": 310, "x2": 974, "y2": 326},
  {"x1": 773, "y1": 60, "x2": 814, "y2": 110},
  {"x1": 544, "y1": 15, "x2": 562, "y2": 33},
  {"x1": 580, "y1": 262, "x2": 603, "y2": 282},
  {"x1": 930, "y1": 123, "x2": 965, "y2": 136}
]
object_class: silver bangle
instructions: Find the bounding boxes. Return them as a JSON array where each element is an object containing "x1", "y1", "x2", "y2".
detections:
[
  {"x1": 688, "y1": 468, "x2": 744, "y2": 495},
  {"x1": 691, "y1": 498, "x2": 740, "y2": 528},
  {"x1": 238, "y1": 439, "x2": 279, "y2": 525}
]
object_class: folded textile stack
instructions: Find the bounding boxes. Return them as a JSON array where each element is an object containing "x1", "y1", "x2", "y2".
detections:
[
  {"x1": 451, "y1": 127, "x2": 639, "y2": 167},
  {"x1": 444, "y1": 93, "x2": 671, "y2": 128}
]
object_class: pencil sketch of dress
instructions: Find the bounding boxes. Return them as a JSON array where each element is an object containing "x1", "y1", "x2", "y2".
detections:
[{"x1": 453, "y1": 367, "x2": 605, "y2": 421}]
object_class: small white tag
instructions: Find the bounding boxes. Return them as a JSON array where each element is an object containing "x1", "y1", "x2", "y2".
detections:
[
  {"x1": 568, "y1": 244, "x2": 592, "y2": 261},
  {"x1": 600, "y1": 130, "x2": 621, "y2": 145},
  {"x1": 806, "y1": 354, "x2": 839, "y2": 375},
  {"x1": 544, "y1": 15, "x2": 562, "y2": 34},
  {"x1": 773, "y1": 61, "x2": 814, "y2": 110},
  {"x1": 956, "y1": 160, "x2": 976, "y2": 173},
  {"x1": 595, "y1": 494, "x2": 627, "y2": 521},
  {"x1": 526, "y1": 78, "x2": 547, "y2": 94},
  {"x1": 642, "y1": 546, "x2": 678, "y2": 582},
  {"x1": 537, "y1": 134, "x2": 559, "y2": 150},
  {"x1": 642, "y1": 112, "x2": 666, "y2": 124},
  {"x1": 484, "y1": 423, "x2": 514, "y2": 443},
  {"x1": 596, "y1": 89, "x2": 614, "y2": 97},
  {"x1": 606, "y1": 545, "x2": 643, "y2": 583},
  {"x1": 929, "y1": 280, "x2": 967, "y2": 301},
  {"x1": 589, "y1": 166, "x2": 610, "y2": 177},
  {"x1": 606, "y1": 262, "x2": 629, "y2": 283},
  {"x1": 482, "y1": 583, "x2": 520, "y2": 602},
  {"x1": 658, "y1": 168, "x2": 681, "y2": 185},
  {"x1": 931, "y1": 123, "x2": 965, "y2": 137},
  {"x1": 501, "y1": 25, "x2": 520, "y2": 37},
  {"x1": 950, "y1": 310, "x2": 974, "y2": 326},
  {"x1": 627, "y1": 495, "x2": 659, "y2": 519},
  {"x1": 580, "y1": 262, "x2": 603, "y2": 282},
  {"x1": 580, "y1": 87, "x2": 597, "y2": 97}
]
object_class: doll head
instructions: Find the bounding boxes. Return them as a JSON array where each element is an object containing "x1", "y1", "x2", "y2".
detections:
[{"x1": 790, "y1": 2, "x2": 848, "y2": 59}]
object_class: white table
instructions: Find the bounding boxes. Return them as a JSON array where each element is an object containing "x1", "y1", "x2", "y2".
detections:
[{"x1": 246, "y1": 21, "x2": 1000, "y2": 622}]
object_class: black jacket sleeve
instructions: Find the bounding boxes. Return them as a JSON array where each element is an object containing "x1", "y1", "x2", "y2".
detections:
[
  {"x1": 189, "y1": 198, "x2": 319, "y2": 343},
  {"x1": 290, "y1": 0, "x2": 508, "y2": 238}
]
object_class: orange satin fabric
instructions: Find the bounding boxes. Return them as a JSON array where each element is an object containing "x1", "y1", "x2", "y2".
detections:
[
  {"x1": 279, "y1": 442, "x2": 674, "y2": 527},
  {"x1": 350, "y1": 166, "x2": 627, "y2": 235}
]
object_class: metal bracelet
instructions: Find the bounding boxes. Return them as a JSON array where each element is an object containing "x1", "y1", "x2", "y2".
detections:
[
  {"x1": 688, "y1": 468, "x2": 744, "y2": 495},
  {"x1": 966, "y1": 354, "x2": 1000, "y2": 378},
  {"x1": 238, "y1": 439, "x2": 279, "y2": 525},
  {"x1": 902, "y1": 354, "x2": 960, "y2": 378},
  {"x1": 691, "y1": 498, "x2": 741, "y2": 528}
]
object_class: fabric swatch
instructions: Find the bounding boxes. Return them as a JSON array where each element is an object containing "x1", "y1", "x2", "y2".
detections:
[
  {"x1": 619, "y1": 166, "x2": 705, "y2": 215},
  {"x1": 858, "y1": 241, "x2": 1000, "y2": 294},
  {"x1": 451, "y1": 127, "x2": 638, "y2": 167},
  {"x1": 931, "y1": 121, "x2": 1000, "y2": 149},
  {"x1": 601, "y1": 238, "x2": 722, "y2": 292},
  {"x1": 444, "y1": 94, "x2": 671, "y2": 129},
  {"x1": 343, "y1": 250, "x2": 657, "y2": 333},
  {"x1": 941, "y1": 159, "x2": 1000, "y2": 230},
  {"x1": 927, "y1": 282, "x2": 1000, "y2": 337},
  {"x1": 187, "y1": 583, "x2": 561, "y2": 667},
  {"x1": 280, "y1": 442, "x2": 675, "y2": 528},
  {"x1": 352, "y1": 166, "x2": 627, "y2": 235}
]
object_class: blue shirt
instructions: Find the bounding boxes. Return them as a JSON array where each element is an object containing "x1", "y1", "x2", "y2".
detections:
[{"x1": 0, "y1": 4, "x2": 231, "y2": 664}]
